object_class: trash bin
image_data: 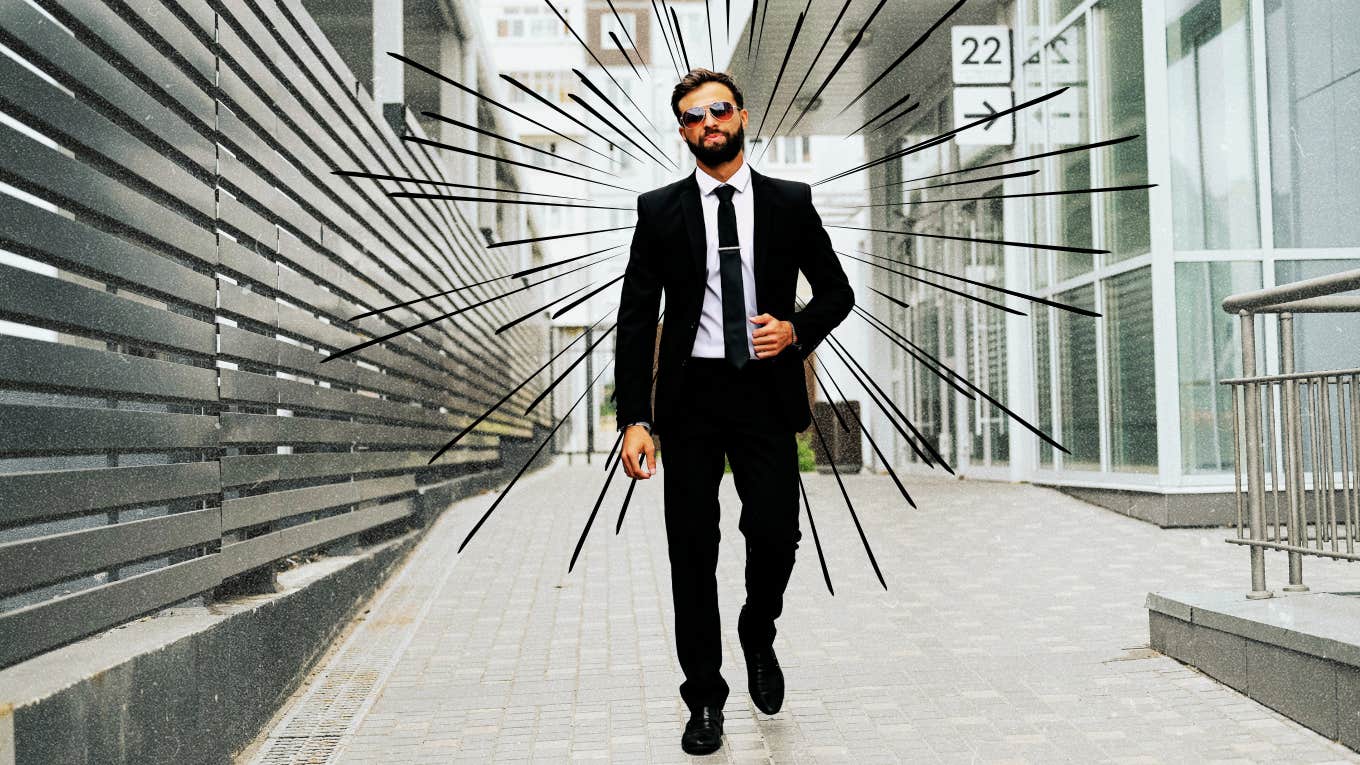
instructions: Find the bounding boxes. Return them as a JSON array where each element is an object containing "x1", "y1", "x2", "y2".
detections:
[{"x1": 810, "y1": 400, "x2": 862, "y2": 474}]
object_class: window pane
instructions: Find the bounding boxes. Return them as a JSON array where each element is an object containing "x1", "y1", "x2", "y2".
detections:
[
  {"x1": 1176, "y1": 261, "x2": 1261, "y2": 474},
  {"x1": 914, "y1": 298, "x2": 942, "y2": 463},
  {"x1": 1021, "y1": 49, "x2": 1050, "y2": 290},
  {"x1": 1048, "y1": 0, "x2": 1083, "y2": 25},
  {"x1": 968, "y1": 196, "x2": 1009, "y2": 467},
  {"x1": 1105, "y1": 267, "x2": 1157, "y2": 471},
  {"x1": 1035, "y1": 306, "x2": 1054, "y2": 466},
  {"x1": 1057, "y1": 285, "x2": 1100, "y2": 468},
  {"x1": 1167, "y1": 0, "x2": 1259, "y2": 250},
  {"x1": 1275, "y1": 260, "x2": 1360, "y2": 373},
  {"x1": 1096, "y1": 0, "x2": 1150, "y2": 261},
  {"x1": 1265, "y1": 1, "x2": 1360, "y2": 248},
  {"x1": 1049, "y1": 17, "x2": 1094, "y2": 281}
]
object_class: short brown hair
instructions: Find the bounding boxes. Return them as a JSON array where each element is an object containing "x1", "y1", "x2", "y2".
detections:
[{"x1": 670, "y1": 68, "x2": 744, "y2": 122}]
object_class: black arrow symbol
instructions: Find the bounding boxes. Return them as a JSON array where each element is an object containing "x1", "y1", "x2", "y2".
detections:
[{"x1": 963, "y1": 100, "x2": 1001, "y2": 130}]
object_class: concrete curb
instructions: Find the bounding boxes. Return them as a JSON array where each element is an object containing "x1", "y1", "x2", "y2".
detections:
[
  {"x1": 0, "y1": 462, "x2": 526, "y2": 765},
  {"x1": 1148, "y1": 589, "x2": 1360, "y2": 751}
]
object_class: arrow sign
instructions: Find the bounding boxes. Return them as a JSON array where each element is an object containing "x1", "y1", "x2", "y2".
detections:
[
  {"x1": 963, "y1": 100, "x2": 1001, "y2": 129},
  {"x1": 953, "y1": 87, "x2": 1013, "y2": 146}
]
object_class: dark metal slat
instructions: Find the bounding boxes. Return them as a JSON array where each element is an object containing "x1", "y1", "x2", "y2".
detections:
[
  {"x1": 0, "y1": 462, "x2": 220, "y2": 528},
  {"x1": 0, "y1": 334, "x2": 217, "y2": 403},
  {"x1": 218, "y1": 500, "x2": 409, "y2": 579},
  {"x1": 0, "y1": 508, "x2": 220, "y2": 597},
  {"x1": 0, "y1": 404, "x2": 219, "y2": 454},
  {"x1": 0, "y1": 262, "x2": 215, "y2": 355},
  {"x1": 221, "y1": 474, "x2": 414, "y2": 531},
  {"x1": 218, "y1": 447, "x2": 498, "y2": 488},
  {"x1": 218, "y1": 412, "x2": 448, "y2": 448}
]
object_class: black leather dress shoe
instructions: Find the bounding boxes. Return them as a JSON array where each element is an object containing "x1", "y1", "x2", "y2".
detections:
[
  {"x1": 745, "y1": 645, "x2": 784, "y2": 714},
  {"x1": 681, "y1": 705, "x2": 724, "y2": 755}
]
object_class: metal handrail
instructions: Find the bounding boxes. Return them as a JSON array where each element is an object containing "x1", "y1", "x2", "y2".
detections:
[
  {"x1": 1222, "y1": 273, "x2": 1360, "y2": 599},
  {"x1": 1221, "y1": 268, "x2": 1360, "y2": 313}
]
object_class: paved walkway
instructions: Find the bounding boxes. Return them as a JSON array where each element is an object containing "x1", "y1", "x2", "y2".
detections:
[{"x1": 240, "y1": 455, "x2": 1360, "y2": 764}]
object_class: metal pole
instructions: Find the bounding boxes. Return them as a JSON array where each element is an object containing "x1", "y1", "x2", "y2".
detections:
[
  {"x1": 1280, "y1": 313, "x2": 1307, "y2": 591},
  {"x1": 585, "y1": 325, "x2": 594, "y2": 463},
  {"x1": 1241, "y1": 311, "x2": 1273, "y2": 599}
]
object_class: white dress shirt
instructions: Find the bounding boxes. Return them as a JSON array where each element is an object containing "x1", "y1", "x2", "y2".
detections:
[{"x1": 690, "y1": 160, "x2": 757, "y2": 359}]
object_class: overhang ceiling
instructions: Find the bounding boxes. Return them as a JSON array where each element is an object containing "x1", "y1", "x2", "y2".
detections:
[{"x1": 724, "y1": 0, "x2": 1001, "y2": 137}]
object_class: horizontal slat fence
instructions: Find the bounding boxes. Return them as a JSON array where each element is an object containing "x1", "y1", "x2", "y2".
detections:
[{"x1": 0, "y1": 0, "x2": 548, "y2": 669}]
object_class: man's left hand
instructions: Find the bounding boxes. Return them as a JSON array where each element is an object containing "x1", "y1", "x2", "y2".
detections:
[{"x1": 750, "y1": 313, "x2": 796, "y2": 359}]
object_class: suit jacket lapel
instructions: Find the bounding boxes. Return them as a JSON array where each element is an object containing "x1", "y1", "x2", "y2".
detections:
[
  {"x1": 678, "y1": 173, "x2": 707, "y2": 283},
  {"x1": 750, "y1": 167, "x2": 771, "y2": 313}
]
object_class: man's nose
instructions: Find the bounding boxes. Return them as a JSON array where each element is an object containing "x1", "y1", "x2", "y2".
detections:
[{"x1": 702, "y1": 111, "x2": 719, "y2": 127}]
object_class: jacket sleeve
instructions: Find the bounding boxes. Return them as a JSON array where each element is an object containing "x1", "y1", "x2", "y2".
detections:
[
  {"x1": 789, "y1": 182, "x2": 855, "y2": 360},
  {"x1": 614, "y1": 193, "x2": 663, "y2": 431}
]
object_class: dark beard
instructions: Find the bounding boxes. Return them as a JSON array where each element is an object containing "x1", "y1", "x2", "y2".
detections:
[{"x1": 685, "y1": 123, "x2": 745, "y2": 165}]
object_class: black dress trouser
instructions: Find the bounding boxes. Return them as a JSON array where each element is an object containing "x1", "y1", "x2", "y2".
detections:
[{"x1": 661, "y1": 355, "x2": 802, "y2": 713}]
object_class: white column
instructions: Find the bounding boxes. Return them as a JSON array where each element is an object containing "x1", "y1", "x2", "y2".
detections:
[
  {"x1": 1143, "y1": 0, "x2": 1183, "y2": 489},
  {"x1": 372, "y1": 0, "x2": 404, "y2": 127}
]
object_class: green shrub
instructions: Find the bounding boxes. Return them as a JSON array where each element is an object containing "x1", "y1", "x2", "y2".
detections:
[{"x1": 797, "y1": 432, "x2": 816, "y2": 472}]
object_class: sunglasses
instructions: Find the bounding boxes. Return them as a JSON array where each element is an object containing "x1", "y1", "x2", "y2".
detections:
[{"x1": 679, "y1": 100, "x2": 738, "y2": 127}]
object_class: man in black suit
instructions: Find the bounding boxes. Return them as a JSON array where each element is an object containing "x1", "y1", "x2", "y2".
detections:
[{"x1": 613, "y1": 68, "x2": 854, "y2": 755}]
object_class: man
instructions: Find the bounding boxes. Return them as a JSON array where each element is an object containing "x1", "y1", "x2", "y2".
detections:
[{"x1": 614, "y1": 68, "x2": 854, "y2": 756}]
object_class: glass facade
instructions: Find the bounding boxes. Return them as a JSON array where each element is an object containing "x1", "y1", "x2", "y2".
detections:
[
  {"x1": 1020, "y1": 0, "x2": 1153, "y2": 476},
  {"x1": 862, "y1": 0, "x2": 1358, "y2": 489}
]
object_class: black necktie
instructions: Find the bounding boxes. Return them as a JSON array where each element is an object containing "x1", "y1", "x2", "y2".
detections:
[{"x1": 714, "y1": 184, "x2": 747, "y2": 370}]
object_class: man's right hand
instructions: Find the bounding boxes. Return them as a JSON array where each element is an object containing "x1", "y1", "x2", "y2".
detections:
[{"x1": 621, "y1": 424, "x2": 657, "y2": 480}]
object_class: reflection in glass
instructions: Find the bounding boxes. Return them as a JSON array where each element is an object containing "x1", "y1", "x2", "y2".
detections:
[
  {"x1": 1175, "y1": 261, "x2": 1260, "y2": 473},
  {"x1": 1265, "y1": 1, "x2": 1360, "y2": 248},
  {"x1": 1057, "y1": 285, "x2": 1099, "y2": 468},
  {"x1": 1104, "y1": 268, "x2": 1157, "y2": 471},
  {"x1": 1167, "y1": 0, "x2": 1259, "y2": 250},
  {"x1": 1097, "y1": 0, "x2": 1150, "y2": 261}
]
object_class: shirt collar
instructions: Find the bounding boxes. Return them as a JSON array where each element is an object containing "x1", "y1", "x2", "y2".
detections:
[{"x1": 694, "y1": 159, "x2": 751, "y2": 197}]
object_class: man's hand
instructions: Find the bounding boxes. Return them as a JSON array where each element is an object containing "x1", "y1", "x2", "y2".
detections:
[
  {"x1": 621, "y1": 424, "x2": 657, "y2": 479},
  {"x1": 750, "y1": 313, "x2": 796, "y2": 359}
]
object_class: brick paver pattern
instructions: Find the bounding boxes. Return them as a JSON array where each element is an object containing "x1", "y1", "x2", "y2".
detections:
[{"x1": 241, "y1": 455, "x2": 1360, "y2": 764}]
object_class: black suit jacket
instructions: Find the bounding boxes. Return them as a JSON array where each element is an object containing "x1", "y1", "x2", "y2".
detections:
[{"x1": 614, "y1": 167, "x2": 855, "y2": 436}]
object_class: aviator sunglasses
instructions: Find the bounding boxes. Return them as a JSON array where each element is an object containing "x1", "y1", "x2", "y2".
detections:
[{"x1": 679, "y1": 100, "x2": 737, "y2": 127}]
